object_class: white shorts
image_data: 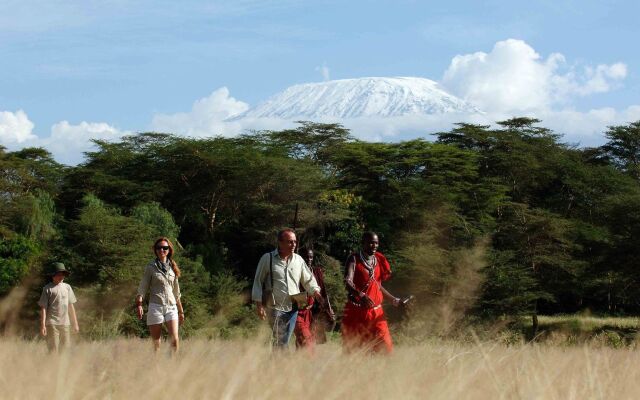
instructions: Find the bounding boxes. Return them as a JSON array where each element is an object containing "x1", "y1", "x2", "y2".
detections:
[{"x1": 147, "y1": 303, "x2": 178, "y2": 326}]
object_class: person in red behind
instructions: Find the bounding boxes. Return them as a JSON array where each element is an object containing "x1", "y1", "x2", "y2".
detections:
[
  {"x1": 341, "y1": 231, "x2": 401, "y2": 354},
  {"x1": 294, "y1": 248, "x2": 335, "y2": 351}
]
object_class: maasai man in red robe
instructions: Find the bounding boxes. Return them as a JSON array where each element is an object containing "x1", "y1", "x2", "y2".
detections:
[
  {"x1": 341, "y1": 231, "x2": 401, "y2": 354},
  {"x1": 309, "y1": 259, "x2": 336, "y2": 344},
  {"x1": 294, "y1": 248, "x2": 335, "y2": 351}
]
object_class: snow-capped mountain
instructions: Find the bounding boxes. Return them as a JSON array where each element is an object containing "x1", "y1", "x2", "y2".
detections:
[{"x1": 234, "y1": 77, "x2": 481, "y2": 120}]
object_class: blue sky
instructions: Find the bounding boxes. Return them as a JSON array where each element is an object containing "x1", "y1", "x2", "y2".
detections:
[{"x1": 1, "y1": 0, "x2": 639, "y2": 164}]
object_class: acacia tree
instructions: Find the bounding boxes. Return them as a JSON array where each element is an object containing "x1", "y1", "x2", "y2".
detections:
[
  {"x1": 601, "y1": 121, "x2": 640, "y2": 180},
  {"x1": 257, "y1": 121, "x2": 353, "y2": 166},
  {"x1": 438, "y1": 118, "x2": 607, "y2": 322},
  {"x1": 0, "y1": 147, "x2": 64, "y2": 296},
  {"x1": 489, "y1": 203, "x2": 579, "y2": 333}
]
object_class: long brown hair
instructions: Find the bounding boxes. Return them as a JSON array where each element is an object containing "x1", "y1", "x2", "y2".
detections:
[{"x1": 153, "y1": 237, "x2": 181, "y2": 277}]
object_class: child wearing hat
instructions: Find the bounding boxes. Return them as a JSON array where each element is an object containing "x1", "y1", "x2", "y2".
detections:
[{"x1": 38, "y1": 262, "x2": 79, "y2": 352}]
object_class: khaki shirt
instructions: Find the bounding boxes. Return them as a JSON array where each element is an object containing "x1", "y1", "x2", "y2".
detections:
[
  {"x1": 136, "y1": 260, "x2": 181, "y2": 306},
  {"x1": 251, "y1": 250, "x2": 320, "y2": 312},
  {"x1": 38, "y1": 282, "x2": 77, "y2": 326}
]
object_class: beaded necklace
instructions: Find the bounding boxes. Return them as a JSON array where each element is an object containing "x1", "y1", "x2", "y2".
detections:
[{"x1": 359, "y1": 251, "x2": 377, "y2": 276}]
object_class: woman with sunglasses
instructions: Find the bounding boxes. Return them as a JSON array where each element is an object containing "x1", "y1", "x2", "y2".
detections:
[{"x1": 135, "y1": 237, "x2": 184, "y2": 352}]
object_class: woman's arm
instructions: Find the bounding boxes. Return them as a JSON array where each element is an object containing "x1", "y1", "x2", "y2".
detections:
[
  {"x1": 135, "y1": 265, "x2": 152, "y2": 320},
  {"x1": 176, "y1": 298, "x2": 184, "y2": 325},
  {"x1": 135, "y1": 295, "x2": 144, "y2": 320}
]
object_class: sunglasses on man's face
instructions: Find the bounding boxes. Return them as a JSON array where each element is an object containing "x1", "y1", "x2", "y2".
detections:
[{"x1": 156, "y1": 246, "x2": 170, "y2": 251}]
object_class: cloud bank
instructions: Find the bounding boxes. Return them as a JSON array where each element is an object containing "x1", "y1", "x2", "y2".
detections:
[
  {"x1": 2, "y1": 38, "x2": 638, "y2": 164},
  {"x1": 0, "y1": 112, "x2": 127, "y2": 165}
]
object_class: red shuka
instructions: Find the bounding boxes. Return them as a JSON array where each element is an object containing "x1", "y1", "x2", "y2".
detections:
[
  {"x1": 295, "y1": 265, "x2": 329, "y2": 351},
  {"x1": 294, "y1": 307, "x2": 314, "y2": 350},
  {"x1": 341, "y1": 252, "x2": 393, "y2": 354}
]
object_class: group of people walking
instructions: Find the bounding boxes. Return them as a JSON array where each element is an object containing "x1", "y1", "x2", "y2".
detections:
[
  {"x1": 251, "y1": 229, "x2": 403, "y2": 354},
  {"x1": 39, "y1": 230, "x2": 403, "y2": 354}
]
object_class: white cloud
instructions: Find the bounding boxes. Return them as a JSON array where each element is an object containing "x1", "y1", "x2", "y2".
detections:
[
  {"x1": 0, "y1": 110, "x2": 37, "y2": 144},
  {"x1": 151, "y1": 87, "x2": 249, "y2": 137},
  {"x1": 575, "y1": 63, "x2": 627, "y2": 95},
  {"x1": 49, "y1": 120, "x2": 123, "y2": 141},
  {"x1": 1, "y1": 117, "x2": 126, "y2": 165},
  {"x1": 44, "y1": 121, "x2": 126, "y2": 164},
  {"x1": 533, "y1": 106, "x2": 640, "y2": 146},
  {"x1": 315, "y1": 62, "x2": 330, "y2": 81},
  {"x1": 441, "y1": 39, "x2": 627, "y2": 113}
]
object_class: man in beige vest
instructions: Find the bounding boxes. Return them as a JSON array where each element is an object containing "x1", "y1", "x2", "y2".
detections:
[{"x1": 252, "y1": 229, "x2": 324, "y2": 348}]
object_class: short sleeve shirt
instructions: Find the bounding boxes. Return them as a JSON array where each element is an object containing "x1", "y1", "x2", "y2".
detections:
[{"x1": 38, "y1": 282, "x2": 77, "y2": 326}]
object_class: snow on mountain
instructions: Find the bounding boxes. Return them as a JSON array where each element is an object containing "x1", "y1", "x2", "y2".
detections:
[{"x1": 233, "y1": 77, "x2": 482, "y2": 120}]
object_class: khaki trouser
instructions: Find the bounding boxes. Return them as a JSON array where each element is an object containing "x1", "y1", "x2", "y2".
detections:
[{"x1": 46, "y1": 325, "x2": 71, "y2": 352}]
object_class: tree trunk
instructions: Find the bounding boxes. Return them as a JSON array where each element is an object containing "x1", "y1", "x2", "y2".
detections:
[
  {"x1": 531, "y1": 312, "x2": 539, "y2": 339},
  {"x1": 607, "y1": 272, "x2": 613, "y2": 312}
]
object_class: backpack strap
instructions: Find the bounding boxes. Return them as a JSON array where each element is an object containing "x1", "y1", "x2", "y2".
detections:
[{"x1": 269, "y1": 252, "x2": 274, "y2": 292}]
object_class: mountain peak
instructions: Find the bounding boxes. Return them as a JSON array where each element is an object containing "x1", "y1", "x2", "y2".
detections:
[{"x1": 236, "y1": 77, "x2": 481, "y2": 120}]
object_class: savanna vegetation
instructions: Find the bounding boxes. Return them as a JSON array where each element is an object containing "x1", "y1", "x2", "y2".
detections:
[
  {"x1": 3, "y1": 118, "x2": 640, "y2": 343},
  {"x1": 5, "y1": 337, "x2": 640, "y2": 399}
]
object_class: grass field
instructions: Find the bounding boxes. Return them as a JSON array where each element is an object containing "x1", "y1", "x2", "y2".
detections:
[
  {"x1": 3, "y1": 334, "x2": 640, "y2": 400},
  {"x1": 513, "y1": 315, "x2": 640, "y2": 347},
  {"x1": 532, "y1": 314, "x2": 640, "y2": 330}
]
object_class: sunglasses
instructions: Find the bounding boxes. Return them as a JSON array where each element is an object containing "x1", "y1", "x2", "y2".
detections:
[{"x1": 155, "y1": 245, "x2": 170, "y2": 251}]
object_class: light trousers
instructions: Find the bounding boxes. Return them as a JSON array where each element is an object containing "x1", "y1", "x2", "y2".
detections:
[{"x1": 46, "y1": 324, "x2": 71, "y2": 352}]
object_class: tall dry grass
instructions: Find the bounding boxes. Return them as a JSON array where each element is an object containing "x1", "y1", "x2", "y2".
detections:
[{"x1": 2, "y1": 335, "x2": 640, "y2": 400}]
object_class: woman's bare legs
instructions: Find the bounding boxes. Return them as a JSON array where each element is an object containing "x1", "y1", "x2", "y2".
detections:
[
  {"x1": 149, "y1": 323, "x2": 162, "y2": 352},
  {"x1": 166, "y1": 319, "x2": 179, "y2": 353}
]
